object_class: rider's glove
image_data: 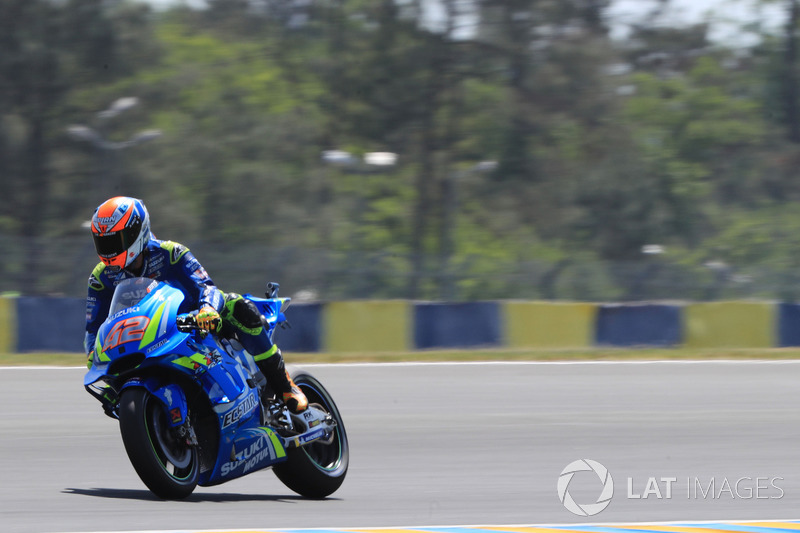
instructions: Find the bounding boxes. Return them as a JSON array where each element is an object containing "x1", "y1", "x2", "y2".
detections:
[
  {"x1": 86, "y1": 350, "x2": 95, "y2": 369},
  {"x1": 197, "y1": 305, "x2": 221, "y2": 332}
]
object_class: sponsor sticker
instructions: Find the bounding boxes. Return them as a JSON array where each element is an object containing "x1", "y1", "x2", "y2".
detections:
[
  {"x1": 108, "y1": 306, "x2": 141, "y2": 321},
  {"x1": 221, "y1": 394, "x2": 258, "y2": 429},
  {"x1": 88, "y1": 275, "x2": 104, "y2": 291},
  {"x1": 220, "y1": 431, "x2": 279, "y2": 477},
  {"x1": 170, "y1": 243, "x2": 187, "y2": 264},
  {"x1": 147, "y1": 256, "x2": 165, "y2": 271},
  {"x1": 146, "y1": 338, "x2": 169, "y2": 353},
  {"x1": 297, "y1": 428, "x2": 326, "y2": 446}
]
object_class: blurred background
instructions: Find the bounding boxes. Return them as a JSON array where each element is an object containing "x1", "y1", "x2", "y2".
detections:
[{"x1": 4, "y1": 0, "x2": 800, "y2": 303}]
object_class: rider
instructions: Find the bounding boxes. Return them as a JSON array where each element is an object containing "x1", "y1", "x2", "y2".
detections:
[{"x1": 84, "y1": 196, "x2": 308, "y2": 413}]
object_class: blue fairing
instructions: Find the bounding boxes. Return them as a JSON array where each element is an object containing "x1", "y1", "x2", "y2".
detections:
[
  {"x1": 84, "y1": 278, "x2": 291, "y2": 486},
  {"x1": 244, "y1": 294, "x2": 291, "y2": 340}
]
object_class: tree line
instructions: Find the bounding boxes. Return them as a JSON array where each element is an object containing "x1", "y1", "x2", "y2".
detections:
[{"x1": 3, "y1": 0, "x2": 800, "y2": 302}]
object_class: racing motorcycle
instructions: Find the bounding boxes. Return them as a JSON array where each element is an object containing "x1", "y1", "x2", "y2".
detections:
[{"x1": 84, "y1": 277, "x2": 348, "y2": 500}]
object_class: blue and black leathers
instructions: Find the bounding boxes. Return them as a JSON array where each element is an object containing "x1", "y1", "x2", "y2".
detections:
[{"x1": 85, "y1": 239, "x2": 225, "y2": 354}]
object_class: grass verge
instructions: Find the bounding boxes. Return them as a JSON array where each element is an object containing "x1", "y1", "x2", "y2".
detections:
[{"x1": 5, "y1": 347, "x2": 800, "y2": 367}]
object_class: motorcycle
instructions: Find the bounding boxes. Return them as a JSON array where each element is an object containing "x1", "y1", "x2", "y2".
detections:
[{"x1": 84, "y1": 277, "x2": 348, "y2": 500}]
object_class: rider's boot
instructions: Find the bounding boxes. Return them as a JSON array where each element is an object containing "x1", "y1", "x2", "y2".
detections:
[{"x1": 255, "y1": 346, "x2": 308, "y2": 414}]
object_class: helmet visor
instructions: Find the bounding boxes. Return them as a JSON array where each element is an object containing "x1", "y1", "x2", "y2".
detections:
[{"x1": 93, "y1": 223, "x2": 141, "y2": 258}]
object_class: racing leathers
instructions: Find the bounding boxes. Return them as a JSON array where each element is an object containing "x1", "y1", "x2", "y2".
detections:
[{"x1": 84, "y1": 238, "x2": 307, "y2": 413}]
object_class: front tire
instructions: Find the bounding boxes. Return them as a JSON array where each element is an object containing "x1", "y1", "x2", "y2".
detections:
[
  {"x1": 273, "y1": 371, "x2": 349, "y2": 498},
  {"x1": 118, "y1": 387, "x2": 198, "y2": 499}
]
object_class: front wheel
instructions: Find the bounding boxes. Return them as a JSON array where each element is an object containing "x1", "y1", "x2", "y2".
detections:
[
  {"x1": 118, "y1": 387, "x2": 198, "y2": 499},
  {"x1": 273, "y1": 371, "x2": 349, "y2": 498}
]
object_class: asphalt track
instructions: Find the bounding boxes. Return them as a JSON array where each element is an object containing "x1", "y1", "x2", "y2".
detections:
[{"x1": 2, "y1": 361, "x2": 800, "y2": 533}]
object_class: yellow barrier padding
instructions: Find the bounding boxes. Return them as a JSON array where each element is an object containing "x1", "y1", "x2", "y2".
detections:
[
  {"x1": 0, "y1": 297, "x2": 15, "y2": 353},
  {"x1": 504, "y1": 301, "x2": 596, "y2": 349},
  {"x1": 684, "y1": 301, "x2": 774, "y2": 348},
  {"x1": 324, "y1": 301, "x2": 411, "y2": 353}
]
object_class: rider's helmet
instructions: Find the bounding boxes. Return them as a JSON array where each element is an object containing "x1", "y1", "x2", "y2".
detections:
[{"x1": 90, "y1": 196, "x2": 151, "y2": 271}]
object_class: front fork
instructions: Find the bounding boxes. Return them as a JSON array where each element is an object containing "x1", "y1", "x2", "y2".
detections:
[
  {"x1": 176, "y1": 421, "x2": 199, "y2": 446},
  {"x1": 121, "y1": 378, "x2": 197, "y2": 446}
]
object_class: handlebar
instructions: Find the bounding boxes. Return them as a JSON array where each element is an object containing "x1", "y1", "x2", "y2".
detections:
[{"x1": 177, "y1": 313, "x2": 204, "y2": 333}]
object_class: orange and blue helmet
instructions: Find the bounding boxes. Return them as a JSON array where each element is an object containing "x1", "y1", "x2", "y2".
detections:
[{"x1": 90, "y1": 197, "x2": 151, "y2": 271}]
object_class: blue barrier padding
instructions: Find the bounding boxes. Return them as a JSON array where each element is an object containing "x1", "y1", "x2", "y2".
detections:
[
  {"x1": 778, "y1": 302, "x2": 800, "y2": 347},
  {"x1": 414, "y1": 302, "x2": 501, "y2": 350},
  {"x1": 595, "y1": 303, "x2": 682, "y2": 347},
  {"x1": 16, "y1": 297, "x2": 86, "y2": 353},
  {"x1": 274, "y1": 303, "x2": 322, "y2": 353}
]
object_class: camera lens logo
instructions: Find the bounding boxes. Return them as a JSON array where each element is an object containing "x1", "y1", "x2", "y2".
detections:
[{"x1": 557, "y1": 459, "x2": 614, "y2": 516}]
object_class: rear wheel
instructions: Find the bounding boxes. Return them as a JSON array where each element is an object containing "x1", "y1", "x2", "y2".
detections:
[
  {"x1": 273, "y1": 371, "x2": 349, "y2": 498},
  {"x1": 118, "y1": 387, "x2": 198, "y2": 499}
]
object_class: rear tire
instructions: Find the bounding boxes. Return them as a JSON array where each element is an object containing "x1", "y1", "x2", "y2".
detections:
[
  {"x1": 118, "y1": 387, "x2": 198, "y2": 499},
  {"x1": 273, "y1": 371, "x2": 349, "y2": 498}
]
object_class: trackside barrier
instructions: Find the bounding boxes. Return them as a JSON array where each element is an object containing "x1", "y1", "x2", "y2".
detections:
[
  {"x1": 595, "y1": 303, "x2": 682, "y2": 347},
  {"x1": 504, "y1": 301, "x2": 596, "y2": 349},
  {"x1": 0, "y1": 297, "x2": 15, "y2": 353},
  {"x1": 12, "y1": 297, "x2": 326, "y2": 355},
  {"x1": 413, "y1": 302, "x2": 501, "y2": 350},
  {"x1": 8, "y1": 297, "x2": 800, "y2": 353},
  {"x1": 16, "y1": 297, "x2": 85, "y2": 353},
  {"x1": 275, "y1": 303, "x2": 322, "y2": 353},
  {"x1": 778, "y1": 302, "x2": 800, "y2": 347},
  {"x1": 684, "y1": 301, "x2": 774, "y2": 349},
  {"x1": 324, "y1": 300, "x2": 411, "y2": 353}
]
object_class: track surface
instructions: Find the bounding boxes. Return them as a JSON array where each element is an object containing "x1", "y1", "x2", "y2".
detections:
[{"x1": 2, "y1": 361, "x2": 800, "y2": 533}]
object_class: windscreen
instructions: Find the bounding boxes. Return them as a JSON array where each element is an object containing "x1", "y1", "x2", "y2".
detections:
[{"x1": 108, "y1": 277, "x2": 159, "y2": 316}]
